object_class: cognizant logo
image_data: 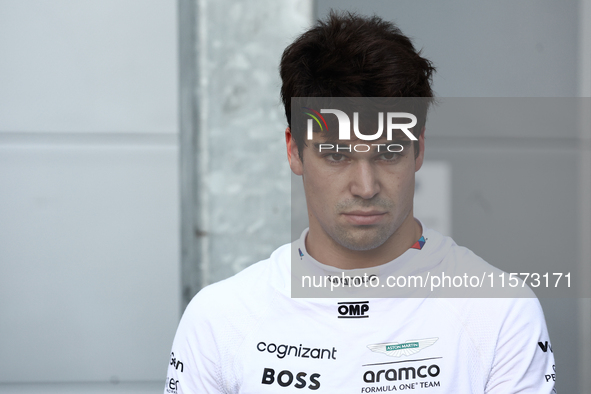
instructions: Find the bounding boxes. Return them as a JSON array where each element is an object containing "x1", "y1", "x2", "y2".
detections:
[{"x1": 302, "y1": 108, "x2": 417, "y2": 153}]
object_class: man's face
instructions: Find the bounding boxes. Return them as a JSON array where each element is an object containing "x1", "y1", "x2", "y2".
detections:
[{"x1": 288, "y1": 129, "x2": 424, "y2": 252}]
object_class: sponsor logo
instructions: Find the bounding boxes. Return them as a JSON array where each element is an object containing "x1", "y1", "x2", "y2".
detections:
[
  {"x1": 538, "y1": 341, "x2": 553, "y2": 353},
  {"x1": 261, "y1": 367, "x2": 321, "y2": 390},
  {"x1": 367, "y1": 338, "x2": 438, "y2": 357},
  {"x1": 545, "y1": 364, "x2": 556, "y2": 383},
  {"x1": 165, "y1": 376, "x2": 178, "y2": 394},
  {"x1": 257, "y1": 341, "x2": 337, "y2": 360},
  {"x1": 170, "y1": 352, "x2": 184, "y2": 372},
  {"x1": 363, "y1": 364, "x2": 441, "y2": 383},
  {"x1": 361, "y1": 381, "x2": 440, "y2": 392},
  {"x1": 338, "y1": 301, "x2": 369, "y2": 318},
  {"x1": 410, "y1": 236, "x2": 426, "y2": 250}
]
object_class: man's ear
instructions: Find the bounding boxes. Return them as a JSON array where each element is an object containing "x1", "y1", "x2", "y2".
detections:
[
  {"x1": 286, "y1": 127, "x2": 303, "y2": 175},
  {"x1": 414, "y1": 127, "x2": 425, "y2": 172}
]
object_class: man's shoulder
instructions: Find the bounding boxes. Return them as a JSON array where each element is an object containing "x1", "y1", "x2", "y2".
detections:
[
  {"x1": 427, "y1": 228, "x2": 501, "y2": 273},
  {"x1": 425, "y1": 227, "x2": 537, "y2": 299},
  {"x1": 430, "y1": 231, "x2": 546, "y2": 334},
  {"x1": 183, "y1": 242, "x2": 291, "y2": 321}
]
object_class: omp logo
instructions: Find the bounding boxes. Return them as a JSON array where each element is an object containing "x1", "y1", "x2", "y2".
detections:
[
  {"x1": 338, "y1": 301, "x2": 369, "y2": 318},
  {"x1": 538, "y1": 341, "x2": 553, "y2": 353},
  {"x1": 367, "y1": 338, "x2": 438, "y2": 358},
  {"x1": 303, "y1": 108, "x2": 417, "y2": 141},
  {"x1": 261, "y1": 368, "x2": 321, "y2": 390}
]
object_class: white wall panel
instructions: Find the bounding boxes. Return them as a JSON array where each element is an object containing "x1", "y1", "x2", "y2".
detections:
[
  {"x1": 0, "y1": 143, "x2": 179, "y2": 382},
  {"x1": 0, "y1": 0, "x2": 179, "y2": 389},
  {"x1": 0, "y1": 0, "x2": 177, "y2": 133}
]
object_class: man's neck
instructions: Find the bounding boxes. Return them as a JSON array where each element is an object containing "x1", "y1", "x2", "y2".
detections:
[{"x1": 304, "y1": 212, "x2": 423, "y2": 270}]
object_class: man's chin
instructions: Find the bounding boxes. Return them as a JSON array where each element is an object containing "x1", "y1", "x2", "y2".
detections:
[{"x1": 330, "y1": 226, "x2": 392, "y2": 252}]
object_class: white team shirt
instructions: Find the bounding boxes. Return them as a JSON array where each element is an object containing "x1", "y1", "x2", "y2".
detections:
[{"x1": 165, "y1": 225, "x2": 556, "y2": 393}]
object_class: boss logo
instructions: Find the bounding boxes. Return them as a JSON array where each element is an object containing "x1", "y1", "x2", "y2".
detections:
[
  {"x1": 261, "y1": 367, "x2": 321, "y2": 390},
  {"x1": 338, "y1": 301, "x2": 369, "y2": 319}
]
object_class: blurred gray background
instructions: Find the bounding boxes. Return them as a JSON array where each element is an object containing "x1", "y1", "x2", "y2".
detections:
[{"x1": 0, "y1": 0, "x2": 589, "y2": 393}]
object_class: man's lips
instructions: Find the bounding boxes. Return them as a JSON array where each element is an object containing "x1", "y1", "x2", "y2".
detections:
[{"x1": 341, "y1": 210, "x2": 387, "y2": 225}]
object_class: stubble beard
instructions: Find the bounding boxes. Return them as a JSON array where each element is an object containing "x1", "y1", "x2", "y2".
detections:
[
  {"x1": 325, "y1": 198, "x2": 408, "y2": 251},
  {"x1": 329, "y1": 224, "x2": 395, "y2": 251}
]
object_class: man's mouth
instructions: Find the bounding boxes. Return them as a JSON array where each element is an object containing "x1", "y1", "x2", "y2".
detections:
[{"x1": 341, "y1": 210, "x2": 387, "y2": 225}]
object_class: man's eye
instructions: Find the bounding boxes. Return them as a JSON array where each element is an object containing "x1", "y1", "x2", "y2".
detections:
[
  {"x1": 378, "y1": 152, "x2": 398, "y2": 161},
  {"x1": 327, "y1": 153, "x2": 346, "y2": 162}
]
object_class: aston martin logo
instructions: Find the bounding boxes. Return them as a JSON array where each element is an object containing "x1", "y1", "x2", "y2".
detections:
[{"x1": 367, "y1": 337, "x2": 438, "y2": 357}]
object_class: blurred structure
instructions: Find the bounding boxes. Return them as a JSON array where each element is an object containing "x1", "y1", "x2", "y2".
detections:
[{"x1": 179, "y1": 0, "x2": 312, "y2": 309}]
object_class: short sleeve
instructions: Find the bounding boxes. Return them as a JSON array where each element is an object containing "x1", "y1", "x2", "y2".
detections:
[
  {"x1": 164, "y1": 290, "x2": 225, "y2": 394},
  {"x1": 485, "y1": 298, "x2": 556, "y2": 393}
]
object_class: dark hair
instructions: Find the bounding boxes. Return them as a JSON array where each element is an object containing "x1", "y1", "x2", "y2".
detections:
[{"x1": 280, "y1": 11, "x2": 436, "y2": 157}]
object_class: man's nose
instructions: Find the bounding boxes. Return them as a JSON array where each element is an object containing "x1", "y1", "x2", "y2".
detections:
[{"x1": 350, "y1": 161, "x2": 380, "y2": 199}]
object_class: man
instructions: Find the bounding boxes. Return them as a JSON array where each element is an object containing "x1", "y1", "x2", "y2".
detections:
[{"x1": 165, "y1": 12, "x2": 556, "y2": 393}]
